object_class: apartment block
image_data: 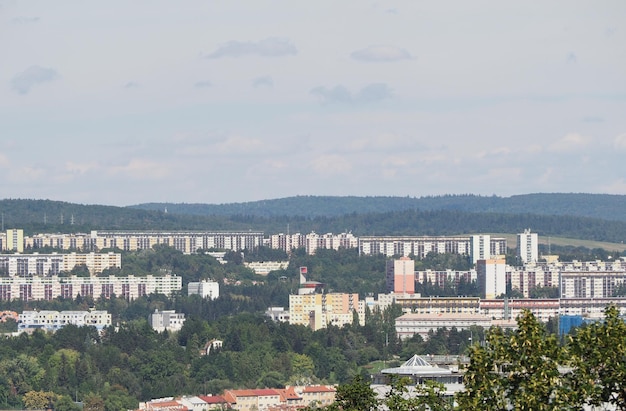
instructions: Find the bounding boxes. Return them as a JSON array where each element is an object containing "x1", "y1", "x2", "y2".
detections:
[
  {"x1": 0, "y1": 274, "x2": 182, "y2": 301},
  {"x1": 476, "y1": 259, "x2": 506, "y2": 299},
  {"x1": 386, "y1": 257, "x2": 416, "y2": 294},
  {"x1": 288, "y1": 292, "x2": 362, "y2": 331},
  {"x1": 0, "y1": 252, "x2": 121, "y2": 276},
  {"x1": 149, "y1": 310, "x2": 185, "y2": 333},
  {"x1": 18, "y1": 310, "x2": 111, "y2": 333},
  {"x1": 187, "y1": 279, "x2": 219, "y2": 300}
]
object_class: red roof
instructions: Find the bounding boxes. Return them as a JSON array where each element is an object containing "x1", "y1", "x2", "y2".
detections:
[
  {"x1": 302, "y1": 386, "x2": 336, "y2": 393},
  {"x1": 197, "y1": 395, "x2": 229, "y2": 405}
]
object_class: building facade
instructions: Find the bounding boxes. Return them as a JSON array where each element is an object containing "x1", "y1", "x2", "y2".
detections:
[
  {"x1": 517, "y1": 229, "x2": 539, "y2": 264},
  {"x1": 386, "y1": 257, "x2": 416, "y2": 294},
  {"x1": 0, "y1": 252, "x2": 121, "y2": 276},
  {"x1": 476, "y1": 259, "x2": 506, "y2": 299},
  {"x1": 0, "y1": 274, "x2": 182, "y2": 301},
  {"x1": 187, "y1": 279, "x2": 219, "y2": 300},
  {"x1": 18, "y1": 310, "x2": 111, "y2": 333}
]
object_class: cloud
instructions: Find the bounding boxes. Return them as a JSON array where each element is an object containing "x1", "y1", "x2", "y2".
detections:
[
  {"x1": 215, "y1": 135, "x2": 265, "y2": 154},
  {"x1": 11, "y1": 65, "x2": 59, "y2": 95},
  {"x1": 351, "y1": 45, "x2": 411, "y2": 62},
  {"x1": 65, "y1": 161, "x2": 99, "y2": 174},
  {"x1": 12, "y1": 16, "x2": 39, "y2": 24},
  {"x1": 311, "y1": 83, "x2": 392, "y2": 104},
  {"x1": 355, "y1": 83, "x2": 393, "y2": 103},
  {"x1": 206, "y1": 37, "x2": 297, "y2": 59},
  {"x1": 0, "y1": 153, "x2": 9, "y2": 168},
  {"x1": 108, "y1": 159, "x2": 169, "y2": 180},
  {"x1": 194, "y1": 80, "x2": 212, "y2": 89},
  {"x1": 547, "y1": 133, "x2": 591, "y2": 152},
  {"x1": 310, "y1": 85, "x2": 352, "y2": 104},
  {"x1": 566, "y1": 52, "x2": 577, "y2": 64},
  {"x1": 124, "y1": 81, "x2": 140, "y2": 89},
  {"x1": 310, "y1": 154, "x2": 352, "y2": 175},
  {"x1": 614, "y1": 133, "x2": 626, "y2": 150},
  {"x1": 252, "y1": 75, "x2": 273, "y2": 88}
]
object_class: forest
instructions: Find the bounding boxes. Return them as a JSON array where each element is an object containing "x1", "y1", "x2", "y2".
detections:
[
  {"x1": 3, "y1": 198, "x2": 626, "y2": 245},
  {"x1": 0, "y1": 243, "x2": 624, "y2": 409}
]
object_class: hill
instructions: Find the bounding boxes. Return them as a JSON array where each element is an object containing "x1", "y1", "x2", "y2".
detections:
[
  {"x1": 2, "y1": 197, "x2": 626, "y2": 248},
  {"x1": 130, "y1": 193, "x2": 626, "y2": 222}
]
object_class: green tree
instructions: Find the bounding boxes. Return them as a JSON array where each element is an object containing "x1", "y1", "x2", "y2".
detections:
[
  {"x1": 568, "y1": 305, "x2": 626, "y2": 410},
  {"x1": 328, "y1": 375, "x2": 378, "y2": 411},
  {"x1": 83, "y1": 393, "x2": 105, "y2": 411},
  {"x1": 456, "y1": 310, "x2": 576, "y2": 410},
  {"x1": 23, "y1": 390, "x2": 57, "y2": 410}
]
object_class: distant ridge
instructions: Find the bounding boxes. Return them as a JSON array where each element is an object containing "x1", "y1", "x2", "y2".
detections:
[{"x1": 130, "y1": 193, "x2": 626, "y2": 222}]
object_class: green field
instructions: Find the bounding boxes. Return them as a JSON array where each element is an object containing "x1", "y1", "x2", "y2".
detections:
[{"x1": 494, "y1": 233, "x2": 626, "y2": 253}]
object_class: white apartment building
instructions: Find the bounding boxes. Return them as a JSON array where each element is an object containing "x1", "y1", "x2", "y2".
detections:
[
  {"x1": 187, "y1": 279, "x2": 219, "y2": 299},
  {"x1": 395, "y1": 312, "x2": 516, "y2": 340},
  {"x1": 20, "y1": 230, "x2": 264, "y2": 254},
  {"x1": 517, "y1": 229, "x2": 539, "y2": 264},
  {"x1": 506, "y1": 266, "x2": 560, "y2": 298},
  {"x1": 18, "y1": 310, "x2": 111, "y2": 333},
  {"x1": 269, "y1": 232, "x2": 357, "y2": 254},
  {"x1": 416, "y1": 269, "x2": 477, "y2": 288},
  {"x1": 358, "y1": 235, "x2": 506, "y2": 259},
  {"x1": 0, "y1": 252, "x2": 121, "y2": 276},
  {"x1": 560, "y1": 270, "x2": 626, "y2": 299},
  {"x1": 149, "y1": 309, "x2": 185, "y2": 333},
  {"x1": 244, "y1": 261, "x2": 289, "y2": 275},
  {"x1": 0, "y1": 274, "x2": 182, "y2": 301}
]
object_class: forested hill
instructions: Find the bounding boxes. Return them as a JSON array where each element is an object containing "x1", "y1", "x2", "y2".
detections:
[
  {"x1": 131, "y1": 193, "x2": 626, "y2": 222},
  {"x1": 2, "y1": 198, "x2": 626, "y2": 244}
]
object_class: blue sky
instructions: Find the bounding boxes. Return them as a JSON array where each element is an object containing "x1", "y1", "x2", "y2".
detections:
[{"x1": 1, "y1": 1, "x2": 625, "y2": 206}]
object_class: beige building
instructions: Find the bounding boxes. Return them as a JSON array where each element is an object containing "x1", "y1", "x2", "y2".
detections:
[
  {"x1": 289, "y1": 292, "x2": 363, "y2": 331},
  {"x1": 0, "y1": 252, "x2": 121, "y2": 276}
]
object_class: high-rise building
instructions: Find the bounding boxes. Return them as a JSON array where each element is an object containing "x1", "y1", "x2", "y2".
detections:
[
  {"x1": 6, "y1": 229, "x2": 24, "y2": 253},
  {"x1": 476, "y1": 258, "x2": 506, "y2": 299},
  {"x1": 470, "y1": 235, "x2": 491, "y2": 264},
  {"x1": 517, "y1": 229, "x2": 538, "y2": 264},
  {"x1": 386, "y1": 257, "x2": 415, "y2": 294}
]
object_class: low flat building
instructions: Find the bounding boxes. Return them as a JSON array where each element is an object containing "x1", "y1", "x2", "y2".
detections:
[
  {"x1": 187, "y1": 279, "x2": 219, "y2": 299},
  {"x1": 395, "y1": 312, "x2": 516, "y2": 340},
  {"x1": 18, "y1": 310, "x2": 111, "y2": 333},
  {"x1": 149, "y1": 310, "x2": 185, "y2": 333}
]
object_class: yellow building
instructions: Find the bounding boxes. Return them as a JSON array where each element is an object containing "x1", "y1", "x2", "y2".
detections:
[{"x1": 289, "y1": 292, "x2": 363, "y2": 331}]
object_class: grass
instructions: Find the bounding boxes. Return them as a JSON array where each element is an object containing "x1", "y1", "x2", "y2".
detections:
[{"x1": 492, "y1": 233, "x2": 626, "y2": 253}]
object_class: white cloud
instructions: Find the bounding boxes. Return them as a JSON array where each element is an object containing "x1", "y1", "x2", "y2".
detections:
[
  {"x1": 11, "y1": 65, "x2": 59, "y2": 95},
  {"x1": 310, "y1": 154, "x2": 352, "y2": 176},
  {"x1": 252, "y1": 76, "x2": 273, "y2": 88},
  {"x1": 311, "y1": 83, "x2": 392, "y2": 104},
  {"x1": 108, "y1": 159, "x2": 169, "y2": 180},
  {"x1": 194, "y1": 80, "x2": 212, "y2": 89},
  {"x1": 351, "y1": 45, "x2": 411, "y2": 62},
  {"x1": 12, "y1": 16, "x2": 40, "y2": 24},
  {"x1": 613, "y1": 133, "x2": 626, "y2": 150},
  {"x1": 547, "y1": 133, "x2": 591, "y2": 152},
  {"x1": 65, "y1": 161, "x2": 99, "y2": 174},
  {"x1": 206, "y1": 37, "x2": 297, "y2": 58}
]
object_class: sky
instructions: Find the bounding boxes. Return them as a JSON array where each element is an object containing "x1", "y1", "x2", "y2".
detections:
[{"x1": 1, "y1": 1, "x2": 625, "y2": 206}]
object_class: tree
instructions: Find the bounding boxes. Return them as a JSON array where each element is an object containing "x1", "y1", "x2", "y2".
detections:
[
  {"x1": 568, "y1": 305, "x2": 626, "y2": 410},
  {"x1": 23, "y1": 390, "x2": 57, "y2": 410},
  {"x1": 385, "y1": 376, "x2": 452, "y2": 411},
  {"x1": 328, "y1": 375, "x2": 378, "y2": 411},
  {"x1": 54, "y1": 395, "x2": 81, "y2": 411},
  {"x1": 83, "y1": 393, "x2": 105, "y2": 411},
  {"x1": 456, "y1": 310, "x2": 577, "y2": 410}
]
